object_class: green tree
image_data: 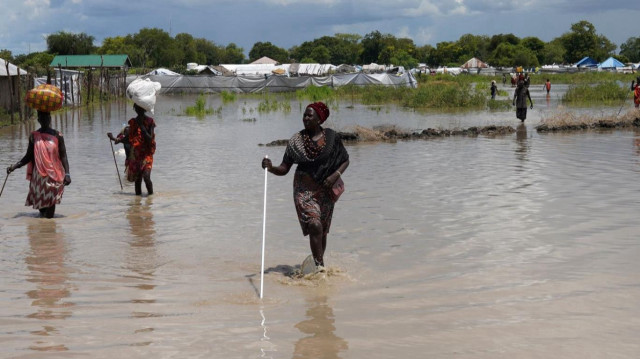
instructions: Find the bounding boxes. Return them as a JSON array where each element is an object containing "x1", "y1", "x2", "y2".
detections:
[
  {"x1": 13, "y1": 52, "x2": 54, "y2": 74},
  {"x1": 248, "y1": 41, "x2": 289, "y2": 63},
  {"x1": 520, "y1": 37, "x2": 545, "y2": 64},
  {"x1": 194, "y1": 38, "x2": 223, "y2": 65},
  {"x1": 132, "y1": 28, "x2": 176, "y2": 68},
  {"x1": 378, "y1": 46, "x2": 394, "y2": 65},
  {"x1": 414, "y1": 44, "x2": 434, "y2": 65},
  {"x1": 390, "y1": 50, "x2": 418, "y2": 69},
  {"x1": 174, "y1": 33, "x2": 205, "y2": 64},
  {"x1": 557, "y1": 20, "x2": 616, "y2": 63},
  {"x1": 620, "y1": 36, "x2": 640, "y2": 63},
  {"x1": 223, "y1": 43, "x2": 245, "y2": 64},
  {"x1": 47, "y1": 31, "x2": 95, "y2": 55},
  {"x1": 360, "y1": 31, "x2": 384, "y2": 64},
  {"x1": 310, "y1": 45, "x2": 331, "y2": 63},
  {"x1": 456, "y1": 34, "x2": 490, "y2": 63},
  {"x1": 541, "y1": 40, "x2": 566, "y2": 64},
  {"x1": 488, "y1": 34, "x2": 520, "y2": 53},
  {"x1": 0, "y1": 49, "x2": 13, "y2": 61}
]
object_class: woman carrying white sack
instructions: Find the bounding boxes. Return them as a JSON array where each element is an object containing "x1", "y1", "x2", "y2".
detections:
[{"x1": 123, "y1": 78, "x2": 161, "y2": 195}]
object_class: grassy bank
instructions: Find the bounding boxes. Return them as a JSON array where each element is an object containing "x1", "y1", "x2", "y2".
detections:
[{"x1": 536, "y1": 109, "x2": 640, "y2": 132}]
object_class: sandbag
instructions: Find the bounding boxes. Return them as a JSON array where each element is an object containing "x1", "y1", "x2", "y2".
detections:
[
  {"x1": 25, "y1": 84, "x2": 64, "y2": 112},
  {"x1": 126, "y1": 78, "x2": 161, "y2": 114}
]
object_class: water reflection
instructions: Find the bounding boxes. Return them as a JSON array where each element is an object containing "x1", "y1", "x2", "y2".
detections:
[
  {"x1": 25, "y1": 220, "x2": 73, "y2": 352},
  {"x1": 515, "y1": 123, "x2": 529, "y2": 164},
  {"x1": 125, "y1": 197, "x2": 158, "y2": 321},
  {"x1": 293, "y1": 296, "x2": 348, "y2": 359}
]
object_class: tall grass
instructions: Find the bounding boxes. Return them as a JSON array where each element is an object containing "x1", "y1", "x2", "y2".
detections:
[
  {"x1": 562, "y1": 81, "x2": 629, "y2": 105},
  {"x1": 185, "y1": 94, "x2": 214, "y2": 116},
  {"x1": 220, "y1": 91, "x2": 236, "y2": 103}
]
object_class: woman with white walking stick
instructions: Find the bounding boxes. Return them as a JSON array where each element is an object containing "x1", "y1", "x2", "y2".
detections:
[{"x1": 261, "y1": 102, "x2": 349, "y2": 272}]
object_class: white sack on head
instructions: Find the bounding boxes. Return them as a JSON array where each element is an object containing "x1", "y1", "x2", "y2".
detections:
[{"x1": 126, "y1": 78, "x2": 162, "y2": 114}]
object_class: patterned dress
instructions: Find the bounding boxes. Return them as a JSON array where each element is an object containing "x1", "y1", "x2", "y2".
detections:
[
  {"x1": 283, "y1": 128, "x2": 349, "y2": 236},
  {"x1": 126, "y1": 116, "x2": 156, "y2": 182},
  {"x1": 25, "y1": 131, "x2": 65, "y2": 209}
]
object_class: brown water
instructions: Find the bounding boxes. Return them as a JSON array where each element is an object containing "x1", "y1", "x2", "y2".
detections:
[{"x1": 1, "y1": 88, "x2": 640, "y2": 358}]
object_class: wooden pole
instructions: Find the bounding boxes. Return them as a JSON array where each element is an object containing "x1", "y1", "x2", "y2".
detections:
[
  {"x1": 16, "y1": 67, "x2": 22, "y2": 122},
  {"x1": 6, "y1": 61, "x2": 14, "y2": 124}
]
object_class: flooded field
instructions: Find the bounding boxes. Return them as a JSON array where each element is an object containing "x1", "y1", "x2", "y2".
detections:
[{"x1": 1, "y1": 86, "x2": 639, "y2": 358}]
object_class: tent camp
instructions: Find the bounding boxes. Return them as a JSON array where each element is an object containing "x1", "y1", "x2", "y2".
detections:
[
  {"x1": 1, "y1": 58, "x2": 28, "y2": 113},
  {"x1": 574, "y1": 56, "x2": 598, "y2": 68},
  {"x1": 251, "y1": 56, "x2": 279, "y2": 65},
  {"x1": 146, "y1": 68, "x2": 180, "y2": 76},
  {"x1": 598, "y1": 57, "x2": 625, "y2": 69},
  {"x1": 461, "y1": 57, "x2": 488, "y2": 69}
]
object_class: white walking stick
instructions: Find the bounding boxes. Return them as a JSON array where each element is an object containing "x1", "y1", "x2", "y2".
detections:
[{"x1": 260, "y1": 155, "x2": 268, "y2": 299}]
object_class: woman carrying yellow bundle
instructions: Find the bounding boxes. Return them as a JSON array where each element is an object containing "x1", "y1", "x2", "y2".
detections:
[{"x1": 6, "y1": 85, "x2": 70, "y2": 218}]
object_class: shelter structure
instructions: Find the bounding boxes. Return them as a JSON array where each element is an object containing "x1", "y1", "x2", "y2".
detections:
[
  {"x1": 49, "y1": 54, "x2": 131, "y2": 102},
  {"x1": 129, "y1": 72, "x2": 417, "y2": 94},
  {"x1": 250, "y1": 56, "x2": 279, "y2": 65},
  {"x1": 574, "y1": 56, "x2": 598, "y2": 68},
  {"x1": 1, "y1": 58, "x2": 28, "y2": 117},
  {"x1": 461, "y1": 57, "x2": 488, "y2": 69},
  {"x1": 598, "y1": 57, "x2": 625, "y2": 70}
]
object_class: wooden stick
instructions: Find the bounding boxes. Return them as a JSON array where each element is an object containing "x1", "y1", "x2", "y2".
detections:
[
  {"x1": 110, "y1": 138, "x2": 123, "y2": 190},
  {"x1": 0, "y1": 172, "x2": 9, "y2": 198}
]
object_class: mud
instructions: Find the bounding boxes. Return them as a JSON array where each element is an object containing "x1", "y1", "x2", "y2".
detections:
[{"x1": 260, "y1": 125, "x2": 516, "y2": 146}]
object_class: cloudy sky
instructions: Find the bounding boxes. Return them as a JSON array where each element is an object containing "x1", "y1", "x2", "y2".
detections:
[{"x1": 1, "y1": 0, "x2": 638, "y2": 58}]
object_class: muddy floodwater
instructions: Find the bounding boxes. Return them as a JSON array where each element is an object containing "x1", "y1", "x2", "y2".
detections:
[{"x1": 1, "y1": 84, "x2": 639, "y2": 358}]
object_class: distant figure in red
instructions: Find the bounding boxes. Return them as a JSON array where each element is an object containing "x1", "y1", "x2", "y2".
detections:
[
  {"x1": 544, "y1": 79, "x2": 551, "y2": 94},
  {"x1": 632, "y1": 77, "x2": 640, "y2": 108},
  {"x1": 510, "y1": 75, "x2": 516, "y2": 87},
  {"x1": 128, "y1": 104, "x2": 156, "y2": 195}
]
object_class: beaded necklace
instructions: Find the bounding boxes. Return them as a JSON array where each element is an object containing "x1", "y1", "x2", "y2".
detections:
[{"x1": 302, "y1": 129, "x2": 326, "y2": 159}]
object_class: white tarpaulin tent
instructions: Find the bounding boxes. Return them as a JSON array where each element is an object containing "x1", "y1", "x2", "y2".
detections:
[
  {"x1": 1, "y1": 58, "x2": 27, "y2": 76},
  {"x1": 146, "y1": 68, "x2": 180, "y2": 76},
  {"x1": 461, "y1": 57, "x2": 488, "y2": 69},
  {"x1": 127, "y1": 72, "x2": 417, "y2": 94}
]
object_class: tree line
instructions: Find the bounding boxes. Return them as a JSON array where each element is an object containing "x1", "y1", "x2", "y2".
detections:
[{"x1": 1, "y1": 20, "x2": 639, "y2": 75}]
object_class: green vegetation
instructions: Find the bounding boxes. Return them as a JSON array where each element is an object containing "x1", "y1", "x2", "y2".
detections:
[
  {"x1": 256, "y1": 94, "x2": 292, "y2": 113},
  {"x1": 562, "y1": 82, "x2": 629, "y2": 105},
  {"x1": 185, "y1": 94, "x2": 215, "y2": 116},
  {"x1": 220, "y1": 91, "x2": 237, "y2": 103}
]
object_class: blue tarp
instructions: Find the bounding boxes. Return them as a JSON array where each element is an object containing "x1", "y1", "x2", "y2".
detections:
[
  {"x1": 598, "y1": 57, "x2": 625, "y2": 69},
  {"x1": 575, "y1": 56, "x2": 598, "y2": 67}
]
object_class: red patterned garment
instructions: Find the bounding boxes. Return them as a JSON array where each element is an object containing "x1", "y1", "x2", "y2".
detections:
[
  {"x1": 25, "y1": 132, "x2": 65, "y2": 209},
  {"x1": 126, "y1": 116, "x2": 156, "y2": 182}
]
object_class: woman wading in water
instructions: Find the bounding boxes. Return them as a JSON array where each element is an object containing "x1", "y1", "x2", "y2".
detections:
[
  {"x1": 6, "y1": 111, "x2": 71, "y2": 218},
  {"x1": 127, "y1": 104, "x2": 156, "y2": 195},
  {"x1": 262, "y1": 102, "x2": 349, "y2": 271}
]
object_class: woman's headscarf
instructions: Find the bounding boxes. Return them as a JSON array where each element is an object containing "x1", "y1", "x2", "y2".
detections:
[{"x1": 306, "y1": 102, "x2": 330, "y2": 124}]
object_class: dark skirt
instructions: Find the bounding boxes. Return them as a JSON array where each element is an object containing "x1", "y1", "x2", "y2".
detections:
[
  {"x1": 516, "y1": 107, "x2": 527, "y2": 120},
  {"x1": 293, "y1": 171, "x2": 335, "y2": 236}
]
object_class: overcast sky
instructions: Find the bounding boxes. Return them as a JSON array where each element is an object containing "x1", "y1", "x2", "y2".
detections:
[{"x1": 1, "y1": 0, "x2": 638, "y2": 58}]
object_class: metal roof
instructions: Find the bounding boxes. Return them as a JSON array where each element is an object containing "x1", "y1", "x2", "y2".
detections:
[{"x1": 50, "y1": 54, "x2": 132, "y2": 68}]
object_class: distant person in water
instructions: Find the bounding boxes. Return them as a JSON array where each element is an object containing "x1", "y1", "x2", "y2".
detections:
[
  {"x1": 107, "y1": 124, "x2": 131, "y2": 175},
  {"x1": 490, "y1": 80, "x2": 498, "y2": 100},
  {"x1": 632, "y1": 77, "x2": 640, "y2": 108},
  {"x1": 502, "y1": 73, "x2": 507, "y2": 86},
  {"x1": 513, "y1": 80, "x2": 533, "y2": 122},
  {"x1": 261, "y1": 102, "x2": 349, "y2": 271},
  {"x1": 544, "y1": 79, "x2": 551, "y2": 94},
  {"x1": 6, "y1": 111, "x2": 71, "y2": 218},
  {"x1": 127, "y1": 104, "x2": 156, "y2": 195}
]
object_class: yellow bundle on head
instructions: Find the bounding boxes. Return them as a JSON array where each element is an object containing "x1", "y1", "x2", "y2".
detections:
[{"x1": 25, "y1": 84, "x2": 64, "y2": 112}]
